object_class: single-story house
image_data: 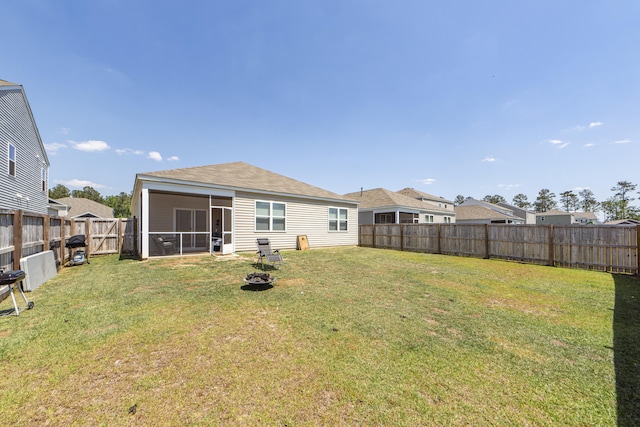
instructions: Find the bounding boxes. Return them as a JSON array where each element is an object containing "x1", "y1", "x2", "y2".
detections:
[
  {"x1": 131, "y1": 162, "x2": 359, "y2": 258},
  {"x1": 497, "y1": 202, "x2": 537, "y2": 224},
  {"x1": 536, "y1": 209, "x2": 575, "y2": 225},
  {"x1": 456, "y1": 198, "x2": 524, "y2": 224},
  {"x1": 53, "y1": 197, "x2": 114, "y2": 218},
  {"x1": 574, "y1": 211, "x2": 599, "y2": 225},
  {"x1": 454, "y1": 205, "x2": 523, "y2": 224},
  {"x1": 344, "y1": 188, "x2": 454, "y2": 224}
]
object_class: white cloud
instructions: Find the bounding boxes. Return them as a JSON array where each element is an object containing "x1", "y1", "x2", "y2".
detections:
[
  {"x1": 482, "y1": 156, "x2": 497, "y2": 162},
  {"x1": 44, "y1": 142, "x2": 67, "y2": 154},
  {"x1": 420, "y1": 178, "x2": 436, "y2": 185},
  {"x1": 116, "y1": 148, "x2": 145, "y2": 156},
  {"x1": 55, "y1": 178, "x2": 106, "y2": 189},
  {"x1": 61, "y1": 127, "x2": 70, "y2": 135},
  {"x1": 588, "y1": 121, "x2": 603, "y2": 128},
  {"x1": 167, "y1": 156, "x2": 180, "y2": 162},
  {"x1": 584, "y1": 143, "x2": 596, "y2": 147},
  {"x1": 147, "y1": 151, "x2": 163, "y2": 161},
  {"x1": 547, "y1": 139, "x2": 569, "y2": 149},
  {"x1": 68, "y1": 140, "x2": 111, "y2": 152},
  {"x1": 612, "y1": 139, "x2": 632, "y2": 144}
]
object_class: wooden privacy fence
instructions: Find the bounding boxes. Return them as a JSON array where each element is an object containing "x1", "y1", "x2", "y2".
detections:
[
  {"x1": 359, "y1": 223, "x2": 640, "y2": 275},
  {"x1": 0, "y1": 209, "x2": 137, "y2": 271}
]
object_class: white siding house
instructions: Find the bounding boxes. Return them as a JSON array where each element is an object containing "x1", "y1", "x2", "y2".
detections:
[
  {"x1": 0, "y1": 80, "x2": 50, "y2": 214},
  {"x1": 131, "y1": 162, "x2": 359, "y2": 258}
]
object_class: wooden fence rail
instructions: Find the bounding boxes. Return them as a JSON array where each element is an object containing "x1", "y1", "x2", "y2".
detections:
[
  {"x1": 359, "y1": 223, "x2": 640, "y2": 275},
  {"x1": 0, "y1": 209, "x2": 137, "y2": 271}
]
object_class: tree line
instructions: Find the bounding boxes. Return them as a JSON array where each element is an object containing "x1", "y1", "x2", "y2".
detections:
[
  {"x1": 454, "y1": 181, "x2": 639, "y2": 223},
  {"x1": 49, "y1": 184, "x2": 132, "y2": 218}
]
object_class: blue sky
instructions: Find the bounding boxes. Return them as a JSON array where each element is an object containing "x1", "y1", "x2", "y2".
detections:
[{"x1": 2, "y1": 0, "x2": 639, "y2": 207}]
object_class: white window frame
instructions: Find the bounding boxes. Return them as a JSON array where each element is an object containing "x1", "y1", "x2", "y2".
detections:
[
  {"x1": 41, "y1": 167, "x2": 47, "y2": 192},
  {"x1": 8, "y1": 143, "x2": 16, "y2": 177},
  {"x1": 329, "y1": 207, "x2": 348, "y2": 232},
  {"x1": 255, "y1": 201, "x2": 286, "y2": 232}
]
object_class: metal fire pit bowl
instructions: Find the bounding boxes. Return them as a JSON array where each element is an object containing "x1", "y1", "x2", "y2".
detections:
[{"x1": 243, "y1": 272, "x2": 276, "y2": 290}]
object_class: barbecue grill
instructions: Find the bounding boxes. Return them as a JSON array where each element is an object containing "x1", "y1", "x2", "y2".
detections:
[
  {"x1": 0, "y1": 269, "x2": 34, "y2": 316},
  {"x1": 65, "y1": 234, "x2": 90, "y2": 266}
]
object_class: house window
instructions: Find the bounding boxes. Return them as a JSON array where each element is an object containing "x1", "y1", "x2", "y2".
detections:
[
  {"x1": 8, "y1": 143, "x2": 16, "y2": 177},
  {"x1": 425, "y1": 215, "x2": 434, "y2": 223},
  {"x1": 41, "y1": 167, "x2": 47, "y2": 192},
  {"x1": 377, "y1": 213, "x2": 394, "y2": 224},
  {"x1": 329, "y1": 207, "x2": 348, "y2": 231},
  {"x1": 255, "y1": 201, "x2": 286, "y2": 231},
  {"x1": 444, "y1": 216, "x2": 452, "y2": 223}
]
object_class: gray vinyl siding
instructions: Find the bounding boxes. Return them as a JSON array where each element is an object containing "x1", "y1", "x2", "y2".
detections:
[
  {"x1": 233, "y1": 191, "x2": 358, "y2": 252},
  {"x1": 0, "y1": 87, "x2": 49, "y2": 215}
]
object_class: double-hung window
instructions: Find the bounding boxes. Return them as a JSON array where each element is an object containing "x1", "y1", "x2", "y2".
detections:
[
  {"x1": 329, "y1": 207, "x2": 348, "y2": 231},
  {"x1": 8, "y1": 143, "x2": 16, "y2": 177},
  {"x1": 255, "y1": 201, "x2": 286, "y2": 231}
]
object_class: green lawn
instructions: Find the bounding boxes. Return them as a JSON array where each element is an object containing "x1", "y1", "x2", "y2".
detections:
[{"x1": 0, "y1": 246, "x2": 637, "y2": 426}]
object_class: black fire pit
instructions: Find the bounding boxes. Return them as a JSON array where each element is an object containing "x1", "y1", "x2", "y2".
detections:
[{"x1": 242, "y1": 272, "x2": 276, "y2": 291}]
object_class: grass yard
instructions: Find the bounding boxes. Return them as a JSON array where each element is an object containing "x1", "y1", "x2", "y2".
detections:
[{"x1": 0, "y1": 246, "x2": 638, "y2": 426}]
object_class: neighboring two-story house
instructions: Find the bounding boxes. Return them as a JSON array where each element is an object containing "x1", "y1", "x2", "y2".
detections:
[{"x1": 0, "y1": 79, "x2": 50, "y2": 215}]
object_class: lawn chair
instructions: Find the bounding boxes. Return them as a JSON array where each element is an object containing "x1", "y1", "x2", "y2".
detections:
[{"x1": 256, "y1": 238, "x2": 284, "y2": 270}]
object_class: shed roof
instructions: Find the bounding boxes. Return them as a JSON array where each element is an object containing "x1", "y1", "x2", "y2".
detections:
[{"x1": 138, "y1": 162, "x2": 356, "y2": 203}]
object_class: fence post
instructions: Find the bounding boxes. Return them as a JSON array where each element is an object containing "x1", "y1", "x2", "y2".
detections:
[
  {"x1": 372, "y1": 224, "x2": 376, "y2": 249},
  {"x1": 548, "y1": 224, "x2": 554, "y2": 267},
  {"x1": 43, "y1": 214, "x2": 50, "y2": 252},
  {"x1": 436, "y1": 224, "x2": 441, "y2": 254},
  {"x1": 13, "y1": 210, "x2": 23, "y2": 270},
  {"x1": 85, "y1": 219, "x2": 91, "y2": 259},
  {"x1": 117, "y1": 218, "x2": 123, "y2": 254},
  {"x1": 484, "y1": 224, "x2": 490, "y2": 259},
  {"x1": 400, "y1": 225, "x2": 404, "y2": 251}
]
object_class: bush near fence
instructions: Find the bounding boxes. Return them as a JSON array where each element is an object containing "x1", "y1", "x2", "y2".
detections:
[
  {"x1": 359, "y1": 223, "x2": 640, "y2": 275},
  {"x1": 0, "y1": 209, "x2": 137, "y2": 271}
]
